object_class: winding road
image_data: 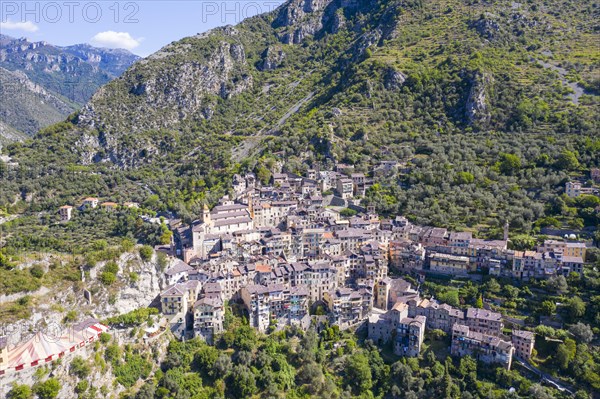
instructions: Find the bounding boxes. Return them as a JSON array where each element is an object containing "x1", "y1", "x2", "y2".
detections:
[{"x1": 515, "y1": 357, "x2": 575, "y2": 396}]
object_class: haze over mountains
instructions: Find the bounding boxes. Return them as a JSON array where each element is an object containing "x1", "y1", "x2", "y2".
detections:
[{"x1": 0, "y1": 34, "x2": 139, "y2": 144}]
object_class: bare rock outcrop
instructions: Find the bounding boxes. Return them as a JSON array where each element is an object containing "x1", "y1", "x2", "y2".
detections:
[
  {"x1": 466, "y1": 72, "x2": 492, "y2": 128},
  {"x1": 384, "y1": 67, "x2": 406, "y2": 90},
  {"x1": 259, "y1": 46, "x2": 286, "y2": 71}
]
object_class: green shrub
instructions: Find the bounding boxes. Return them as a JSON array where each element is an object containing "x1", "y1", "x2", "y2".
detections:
[
  {"x1": 99, "y1": 332, "x2": 111, "y2": 344},
  {"x1": 18, "y1": 296, "x2": 31, "y2": 306},
  {"x1": 29, "y1": 265, "x2": 45, "y2": 279},
  {"x1": 157, "y1": 252, "x2": 167, "y2": 271},
  {"x1": 340, "y1": 208, "x2": 358, "y2": 217},
  {"x1": 104, "y1": 344, "x2": 122, "y2": 363},
  {"x1": 63, "y1": 310, "x2": 78, "y2": 324},
  {"x1": 105, "y1": 308, "x2": 159, "y2": 327},
  {"x1": 69, "y1": 356, "x2": 90, "y2": 378},
  {"x1": 139, "y1": 246, "x2": 153, "y2": 261},
  {"x1": 0, "y1": 269, "x2": 42, "y2": 295},
  {"x1": 121, "y1": 238, "x2": 135, "y2": 252},
  {"x1": 34, "y1": 378, "x2": 61, "y2": 399},
  {"x1": 75, "y1": 380, "x2": 88, "y2": 394},
  {"x1": 104, "y1": 261, "x2": 119, "y2": 274},
  {"x1": 99, "y1": 271, "x2": 117, "y2": 286},
  {"x1": 7, "y1": 384, "x2": 33, "y2": 399},
  {"x1": 129, "y1": 272, "x2": 139, "y2": 283},
  {"x1": 113, "y1": 353, "x2": 152, "y2": 388}
]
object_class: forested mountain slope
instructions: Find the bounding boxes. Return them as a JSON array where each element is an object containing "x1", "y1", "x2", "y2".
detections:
[{"x1": 1, "y1": 0, "x2": 598, "y2": 235}]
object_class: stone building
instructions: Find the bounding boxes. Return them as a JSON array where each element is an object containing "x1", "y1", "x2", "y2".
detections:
[{"x1": 451, "y1": 324, "x2": 514, "y2": 369}]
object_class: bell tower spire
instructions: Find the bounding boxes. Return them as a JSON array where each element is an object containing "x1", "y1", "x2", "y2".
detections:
[{"x1": 202, "y1": 202, "x2": 211, "y2": 227}]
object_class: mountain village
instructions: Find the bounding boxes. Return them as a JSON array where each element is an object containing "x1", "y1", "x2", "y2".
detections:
[{"x1": 139, "y1": 165, "x2": 595, "y2": 371}]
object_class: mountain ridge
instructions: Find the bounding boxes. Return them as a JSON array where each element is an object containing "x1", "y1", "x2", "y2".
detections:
[
  {"x1": 63, "y1": 0, "x2": 598, "y2": 168},
  {"x1": 0, "y1": 34, "x2": 140, "y2": 143},
  {"x1": 1, "y1": 0, "x2": 598, "y2": 234}
]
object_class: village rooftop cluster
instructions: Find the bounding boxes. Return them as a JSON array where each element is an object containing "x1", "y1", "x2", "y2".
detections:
[{"x1": 152, "y1": 166, "x2": 592, "y2": 369}]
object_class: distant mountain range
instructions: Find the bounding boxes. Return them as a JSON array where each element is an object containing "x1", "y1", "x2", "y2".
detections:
[{"x1": 0, "y1": 34, "x2": 139, "y2": 144}]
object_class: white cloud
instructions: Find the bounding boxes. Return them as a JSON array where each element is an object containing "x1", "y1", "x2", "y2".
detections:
[
  {"x1": 0, "y1": 20, "x2": 39, "y2": 33},
  {"x1": 90, "y1": 31, "x2": 142, "y2": 51}
]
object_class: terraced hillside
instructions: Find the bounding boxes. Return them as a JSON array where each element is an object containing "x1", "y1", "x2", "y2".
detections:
[{"x1": 1, "y1": 0, "x2": 598, "y2": 235}]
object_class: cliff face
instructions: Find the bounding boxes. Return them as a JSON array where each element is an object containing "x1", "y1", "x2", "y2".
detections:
[
  {"x1": 465, "y1": 73, "x2": 492, "y2": 129},
  {"x1": 0, "y1": 35, "x2": 139, "y2": 104},
  {"x1": 0, "y1": 67, "x2": 76, "y2": 146},
  {"x1": 62, "y1": 43, "x2": 140, "y2": 77},
  {"x1": 78, "y1": 35, "x2": 252, "y2": 134},
  {"x1": 273, "y1": 0, "x2": 333, "y2": 43},
  {"x1": 0, "y1": 251, "x2": 170, "y2": 399}
]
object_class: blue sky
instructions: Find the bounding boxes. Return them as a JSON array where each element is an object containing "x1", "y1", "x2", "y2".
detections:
[{"x1": 1, "y1": 1, "x2": 284, "y2": 56}]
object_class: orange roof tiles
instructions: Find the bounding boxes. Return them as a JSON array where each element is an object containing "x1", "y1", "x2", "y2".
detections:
[{"x1": 255, "y1": 264, "x2": 271, "y2": 273}]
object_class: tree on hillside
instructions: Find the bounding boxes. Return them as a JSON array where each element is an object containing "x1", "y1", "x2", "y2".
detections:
[
  {"x1": 569, "y1": 323, "x2": 594, "y2": 343},
  {"x1": 555, "y1": 150, "x2": 580, "y2": 171},
  {"x1": 498, "y1": 153, "x2": 521, "y2": 175},
  {"x1": 503, "y1": 285, "x2": 520, "y2": 300},
  {"x1": 476, "y1": 295, "x2": 484, "y2": 309},
  {"x1": 555, "y1": 338, "x2": 576, "y2": 370},
  {"x1": 567, "y1": 297, "x2": 586, "y2": 322},
  {"x1": 227, "y1": 365, "x2": 257, "y2": 398},
  {"x1": 484, "y1": 278, "x2": 501, "y2": 295},
  {"x1": 344, "y1": 352, "x2": 373, "y2": 395},
  {"x1": 540, "y1": 300, "x2": 556, "y2": 316},
  {"x1": 547, "y1": 275, "x2": 569, "y2": 294},
  {"x1": 390, "y1": 362, "x2": 413, "y2": 391}
]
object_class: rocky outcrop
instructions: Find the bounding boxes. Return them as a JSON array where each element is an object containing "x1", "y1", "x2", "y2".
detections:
[
  {"x1": 134, "y1": 42, "x2": 248, "y2": 103},
  {"x1": 221, "y1": 74, "x2": 253, "y2": 99},
  {"x1": 259, "y1": 46, "x2": 286, "y2": 71},
  {"x1": 470, "y1": 11, "x2": 538, "y2": 43},
  {"x1": 466, "y1": 72, "x2": 492, "y2": 128},
  {"x1": 274, "y1": 0, "x2": 335, "y2": 44},
  {"x1": 471, "y1": 14, "x2": 503, "y2": 42},
  {"x1": 349, "y1": 29, "x2": 383, "y2": 63},
  {"x1": 274, "y1": 0, "x2": 331, "y2": 27},
  {"x1": 331, "y1": 8, "x2": 347, "y2": 33},
  {"x1": 273, "y1": 0, "x2": 370, "y2": 44},
  {"x1": 98, "y1": 252, "x2": 165, "y2": 316},
  {"x1": 383, "y1": 67, "x2": 406, "y2": 90},
  {"x1": 76, "y1": 36, "x2": 252, "y2": 164}
]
